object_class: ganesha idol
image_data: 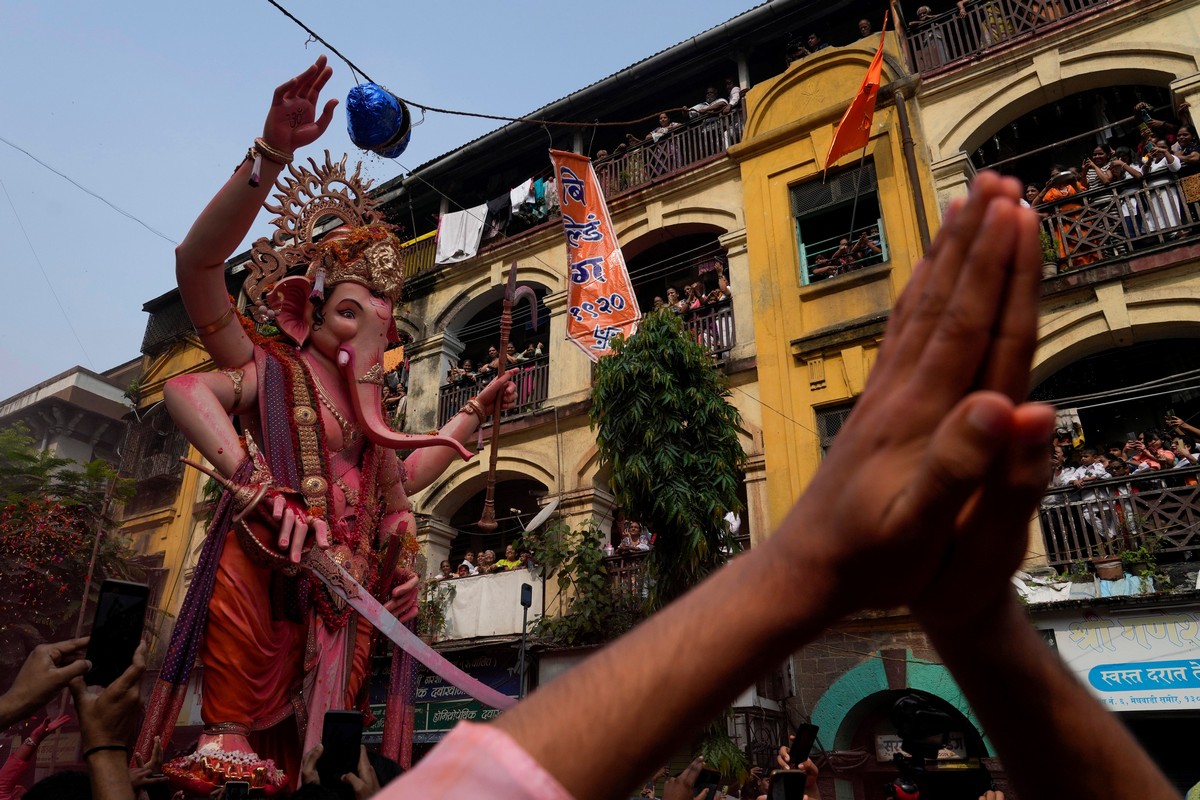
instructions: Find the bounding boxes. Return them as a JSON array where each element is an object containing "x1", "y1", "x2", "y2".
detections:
[{"x1": 136, "y1": 57, "x2": 513, "y2": 795}]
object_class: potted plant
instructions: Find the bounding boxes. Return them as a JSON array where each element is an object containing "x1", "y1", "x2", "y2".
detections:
[
  {"x1": 1092, "y1": 554, "x2": 1125, "y2": 581},
  {"x1": 1040, "y1": 230, "x2": 1058, "y2": 279}
]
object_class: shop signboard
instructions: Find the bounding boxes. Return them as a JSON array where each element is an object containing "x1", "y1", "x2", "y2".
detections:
[
  {"x1": 365, "y1": 652, "x2": 519, "y2": 743},
  {"x1": 1046, "y1": 607, "x2": 1200, "y2": 710}
]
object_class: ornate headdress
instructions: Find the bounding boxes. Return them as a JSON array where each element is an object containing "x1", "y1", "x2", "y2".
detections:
[{"x1": 242, "y1": 151, "x2": 405, "y2": 318}]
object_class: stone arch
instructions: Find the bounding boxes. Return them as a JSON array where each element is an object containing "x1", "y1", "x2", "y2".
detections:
[
  {"x1": 433, "y1": 275, "x2": 556, "y2": 336},
  {"x1": 420, "y1": 453, "x2": 556, "y2": 520},
  {"x1": 933, "y1": 52, "x2": 1197, "y2": 158},
  {"x1": 1033, "y1": 291, "x2": 1200, "y2": 386},
  {"x1": 615, "y1": 218, "x2": 734, "y2": 262},
  {"x1": 809, "y1": 650, "x2": 992, "y2": 756}
]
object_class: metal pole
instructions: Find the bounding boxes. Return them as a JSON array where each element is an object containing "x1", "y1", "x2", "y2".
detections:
[{"x1": 518, "y1": 582, "x2": 532, "y2": 700}]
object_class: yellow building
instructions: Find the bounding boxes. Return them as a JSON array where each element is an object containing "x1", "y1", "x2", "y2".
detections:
[{"x1": 732, "y1": 32, "x2": 938, "y2": 532}]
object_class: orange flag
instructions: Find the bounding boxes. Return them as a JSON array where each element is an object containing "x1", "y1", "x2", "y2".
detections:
[
  {"x1": 549, "y1": 149, "x2": 642, "y2": 361},
  {"x1": 825, "y1": 12, "x2": 888, "y2": 175}
]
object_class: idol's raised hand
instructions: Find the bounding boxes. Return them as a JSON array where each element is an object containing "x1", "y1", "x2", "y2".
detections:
[{"x1": 262, "y1": 54, "x2": 339, "y2": 153}]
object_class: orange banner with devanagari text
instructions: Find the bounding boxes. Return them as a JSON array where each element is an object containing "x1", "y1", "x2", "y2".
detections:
[{"x1": 550, "y1": 149, "x2": 641, "y2": 361}]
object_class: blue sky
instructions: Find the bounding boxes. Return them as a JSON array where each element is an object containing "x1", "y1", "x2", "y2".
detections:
[{"x1": 0, "y1": 0, "x2": 751, "y2": 399}]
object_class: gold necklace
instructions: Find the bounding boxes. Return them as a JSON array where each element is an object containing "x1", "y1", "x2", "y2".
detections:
[{"x1": 308, "y1": 366, "x2": 363, "y2": 449}]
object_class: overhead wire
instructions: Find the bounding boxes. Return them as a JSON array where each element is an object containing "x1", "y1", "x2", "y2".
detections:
[
  {"x1": 265, "y1": 0, "x2": 688, "y2": 128},
  {"x1": 0, "y1": 176, "x2": 96, "y2": 370},
  {"x1": 0, "y1": 134, "x2": 177, "y2": 245}
]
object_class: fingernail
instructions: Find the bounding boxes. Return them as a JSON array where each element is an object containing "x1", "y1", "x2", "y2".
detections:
[{"x1": 967, "y1": 402, "x2": 1008, "y2": 436}]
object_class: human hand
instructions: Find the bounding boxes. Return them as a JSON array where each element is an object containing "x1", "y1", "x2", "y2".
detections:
[
  {"x1": 796, "y1": 759, "x2": 821, "y2": 800},
  {"x1": 0, "y1": 637, "x2": 90, "y2": 725},
  {"x1": 130, "y1": 735, "x2": 168, "y2": 792},
  {"x1": 1166, "y1": 415, "x2": 1184, "y2": 430},
  {"x1": 776, "y1": 172, "x2": 1053, "y2": 626},
  {"x1": 342, "y1": 745, "x2": 381, "y2": 800},
  {"x1": 384, "y1": 571, "x2": 420, "y2": 623},
  {"x1": 662, "y1": 757, "x2": 703, "y2": 800},
  {"x1": 68, "y1": 641, "x2": 146, "y2": 752},
  {"x1": 300, "y1": 743, "x2": 322, "y2": 785},
  {"x1": 262, "y1": 56, "x2": 339, "y2": 154},
  {"x1": 979, "y1": 791, "x2": 1005, "y2": 800}
]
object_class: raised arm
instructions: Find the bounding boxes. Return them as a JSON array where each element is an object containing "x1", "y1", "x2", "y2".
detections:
[
  {"x1": 176, "y1": 56, "x2": 339, "y2": 369},
  {"x1": 476, "y1": 173, "x2": 1175, "y2": 799}
]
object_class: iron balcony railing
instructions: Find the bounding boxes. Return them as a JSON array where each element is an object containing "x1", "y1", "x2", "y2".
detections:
[
  {"x1": 1039, "y1": 465, "x2": 1200, "y2": 567},
  {"x1": 906, "y1": 0, "x2": 1111, "y2": 73},
  {"x1": 400, "y1": 230, "x2": 437, "y2": 280},
  {"x1": 594, "y1": 106, "x2": 745, "y2": 199},
  {"x1": 1037, "y1": 172, "x2": 1200, "y2": 275},
  {"x1": 680, "y1": 299, "x2": 736, "y2": 360},
  {"x1": 436, "y1": 355, "x2": 550, "y2": 428}
]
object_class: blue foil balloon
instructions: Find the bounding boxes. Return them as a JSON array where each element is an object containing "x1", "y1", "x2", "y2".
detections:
[{"x1": 346, "y1": 83, "x2": 412, "y2": 158}]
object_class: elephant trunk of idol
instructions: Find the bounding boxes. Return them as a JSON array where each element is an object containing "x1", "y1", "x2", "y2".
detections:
[{"x1": 337, "y1": 347, "x2": 474, "y2": 461}]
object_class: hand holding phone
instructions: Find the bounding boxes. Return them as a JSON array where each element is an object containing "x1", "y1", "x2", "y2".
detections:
[
  {"x1": 317, "y1": 710, "x2": 363, "y2": 799},
  {"x1": 85, "y1": 580, "x2": 149, "y2": 687}
]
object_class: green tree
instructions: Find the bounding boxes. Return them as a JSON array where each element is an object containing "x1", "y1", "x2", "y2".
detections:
[
  {"x1": 591, "y1": 308, "x2": 746, "y2": 608},
  {"x1": 525, "y1": 521, "x2": 642, "y2": 648},
  {"x1": 0, "y1": 425, "x2": 138, "y2": 688}
]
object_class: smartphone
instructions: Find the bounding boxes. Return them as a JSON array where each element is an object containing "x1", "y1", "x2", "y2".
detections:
[
  {"x1": 694, "y1": 766, "x2": 722, "y2": 800},
  {"x1": 144, "y1": 779, "x2": 171, "y2": 800},
  {"x1": 84, "y1": 580, "x2": 149, "y2": 686},
  {"x1": 790, "y1": 722, "x2": 819, "y2": 766},
  {"x1": 317, "y1": 710, "x2": 363, "y2": 797},
  {"x1": 223, "y1": 782, "x2": 250, "y2": 800},
  {"x1": 768, "y1": 769, "x2": 811, "y2": 800}
]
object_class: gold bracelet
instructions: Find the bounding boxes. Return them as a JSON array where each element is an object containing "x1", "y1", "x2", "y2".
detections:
[
  {"x1": 460, "y1": 397, "x2": 488, "y2": 423},
  {"x1": 195, "y1": 306, "x2": 235, "y2": 336},
  {"x1": 221, "y1": 368, "x2": 245, "y2": 410},
  {"x1": 254, "y1": 137, "x2": 294, "y2": 165}
]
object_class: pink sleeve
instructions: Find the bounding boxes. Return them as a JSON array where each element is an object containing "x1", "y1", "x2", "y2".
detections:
[
  {"x1": 0, "y1": 753, "x2": 32, "y2": 799},
  {"x1": 375, "y1": 722, "x2": 573, "y2": 800}
]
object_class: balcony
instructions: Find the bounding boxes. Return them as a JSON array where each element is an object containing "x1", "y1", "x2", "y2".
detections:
[
  {"x1": 430, "y1": 569, "x2": 545, "y2": 642},
  {"x1": 681, "y1": 298, "x2": 736, "y2": 361},
  {"x1": 436, "y1": 355, "x2": 550, "y2": 428},
  {"x1": 905, "y1": 0, "x2": 1111, "y2": 74},
  {"x1": 401, "y1": 231, "x2": 437, "y2": 280},
  {"x1": 594, "y1": 106, "x2": 745, "y2": 200},
  {"x1": 1038, "y1": 175, "x2": 1200, "y2": 277},
  {"x1": 1039, "y1": 466, "x2": 1200, "y2": 567}
]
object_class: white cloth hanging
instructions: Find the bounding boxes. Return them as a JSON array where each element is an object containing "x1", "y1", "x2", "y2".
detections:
[{"x1": 435, "y1": 204, "x2": 488, "y2": 264}]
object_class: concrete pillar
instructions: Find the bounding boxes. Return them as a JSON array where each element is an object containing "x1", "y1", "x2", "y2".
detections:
[
  {"x1": 416, "y1": 516, "x2": 458, "y2": 578},
  {"x1": 1170, "y1": 72, "x2": 1200, "y2": 129},
  {"x1": 540, "y1": 289, "x2": 591, "y2": 406},
  {"x1": 929, "y1": 151, "x2": 977, "y2": 218},
  {"x1": 406, "y1": 330, "x2": 465, "y2": 433},
  {"x1": 719, "y1": 227, "x2": 753, "y2": 361}
]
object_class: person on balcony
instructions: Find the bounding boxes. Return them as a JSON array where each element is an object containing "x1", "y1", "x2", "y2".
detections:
[
  {"x1": 495, "y1": 545, "x2": 522, "y2": 571},
  {"x1": 957, "y1": 0, "x2": 1014, "y2": 47},
  {"x1": 455, "y1": 564, "x2": 470, "y2": 578},
  {"x1": 665, "y1": 287, "x2": 686, "y2": 314},
  {"x1": 684, "y1": 283, "x2": 706, "y2": 312},
  {"x1": 910, "y1": 6, "x2": 949, "y2": 70},
  {"x1": 477, "y1": 345, "x2": 502, "y2": 382},
  {"x1": 1068, "y1": 447, "x2": 1115, "y2": 540},
  {"x1": 1143, "y1": 139, "x2": 1184, "y2": 234},
  {"x1": 436, "y1": 560, "x2": 455, "y2": 581},
  {"x1": 707, "y1": 274, "x2": 733, "y2": 304},
  {"x1": 617, "y1": 522, "x2": 651, "y2": 554},
  {"x1": 1034, "y1": 167, "x2": 1099, "y2": 269},
  {"x1": 1106, "y1": 147, "x2": 1145, "y2": 242},
  {"x1": 460, "y1": 551, "x2": 480, "y2": 576},
  {"x1": 1081, "y1": 146, "x2": 1115, "y2": 189},
  {"x1": 478, "y1": 549, "x2": 500, "y2": 574},
  {"x1": 689, "y1": 87, "x2": 729, "y2": 119}
]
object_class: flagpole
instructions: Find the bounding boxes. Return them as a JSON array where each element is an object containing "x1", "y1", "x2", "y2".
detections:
[{"x1": 845, "y1": 143, "x2": 871, "y2": 245}]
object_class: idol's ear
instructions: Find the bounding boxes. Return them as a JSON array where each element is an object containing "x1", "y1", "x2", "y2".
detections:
[{"x1": 270, "y1": 276, "x2": 314, "y2": 346}]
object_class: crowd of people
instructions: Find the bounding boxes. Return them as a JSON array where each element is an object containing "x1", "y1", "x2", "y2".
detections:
[
  {"x1": 1042, "y1": 416, "x2": 1200, "y2": 546},
  {"x1": 444, "y1": 341, "x2": 545, "y2": 388},
  {"x1": 807, "y1": 226, "x2": 884, "y2": 281},
  {"x1": 436, "y1": 544, "x2": 536, "y2": 580},
  {"x1": 1021, "y1": 103, "x2": 1198, "y2": 271}
]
